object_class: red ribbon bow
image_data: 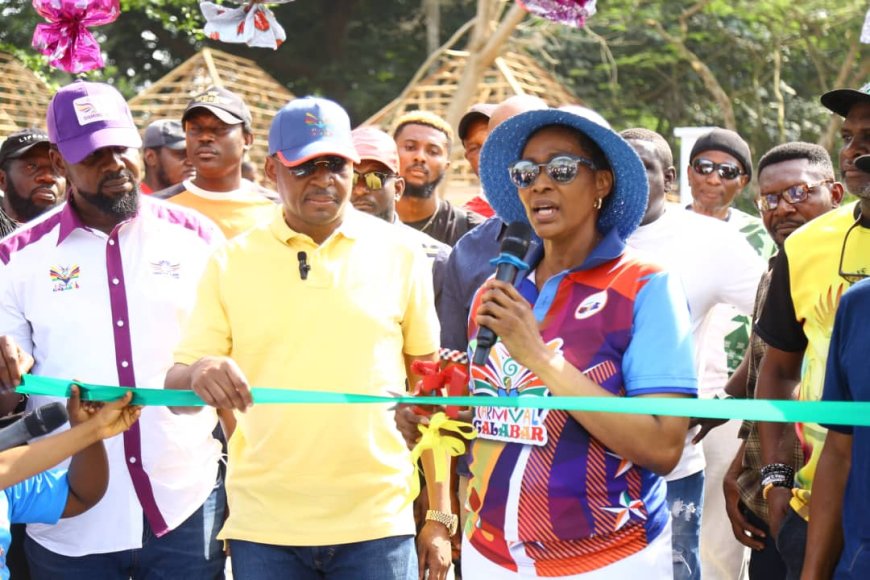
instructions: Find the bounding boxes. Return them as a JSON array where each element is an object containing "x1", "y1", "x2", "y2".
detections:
[{"x1": 410, "y1": 361, "x2": 468, "y2": 419}]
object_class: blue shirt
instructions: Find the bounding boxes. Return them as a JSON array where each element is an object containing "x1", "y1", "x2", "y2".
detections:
[
  {"x1": 821, "y1": 278, "x2": 870, "y2": 579},
  {"x1": 0, "y1": 469, "x2": 68, "y2": 579},
  {"x1": 436, "y1": 217, "x2": 539, "y2": 352}
]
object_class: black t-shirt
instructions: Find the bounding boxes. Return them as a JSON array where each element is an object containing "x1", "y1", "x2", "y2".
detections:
[
  {"x1": 754, "y1": 251, "x2": 807, "y2": 352},
  {"x1": 405, "y1": 199, "x2": 484, "y2": 247}
]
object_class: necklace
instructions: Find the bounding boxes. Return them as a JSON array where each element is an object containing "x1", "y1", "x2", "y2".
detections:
[{"x1": 417, "y1": 201, "x2": 441, "y2": 234}]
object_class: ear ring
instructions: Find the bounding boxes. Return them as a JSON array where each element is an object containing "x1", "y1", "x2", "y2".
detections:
[{"x1": 593, "y1": 197, "x2": 603, "y2": 210}]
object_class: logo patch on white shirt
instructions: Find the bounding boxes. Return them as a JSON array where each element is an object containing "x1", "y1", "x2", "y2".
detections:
[
  {"x1": 73, "y1": 96, "x2": 118, "y2": 125},
  {"x1": 575, "y1": 290, "x2": 607, "y2": 320},
  {"x1": 150, "y1": 260, "x2": 180, "y2": 279},
  {"x1": 50, "y1": 264, "x2": 80, "y2": 292}
]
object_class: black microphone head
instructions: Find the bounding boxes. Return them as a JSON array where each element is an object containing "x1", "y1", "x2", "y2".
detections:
[
  {"x1": 500, "y1": 221, "x2": 533, "y2": 258},
  {"x1": 23, "y1": 402, "x2": 69, "y2": 437},
  {"x1": 297, "y1": 251, "x2": 307, "y2": 261}
]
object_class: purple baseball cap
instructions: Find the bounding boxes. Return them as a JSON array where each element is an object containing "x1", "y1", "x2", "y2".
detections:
[
  {"x1": 268, "y1": 96, "x2": 360, "y2": 167},
  {"x1": 46, "y1": 80, "x2": 142, "y2": 164}
]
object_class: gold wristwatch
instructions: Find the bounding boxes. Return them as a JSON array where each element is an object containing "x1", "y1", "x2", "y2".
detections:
[{"x1": 425, "y1": 509, "x2": 459, "y2": 536}]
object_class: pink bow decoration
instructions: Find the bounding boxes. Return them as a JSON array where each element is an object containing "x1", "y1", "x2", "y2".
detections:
[
  {"x1": 517, "y1": 0, "x2": 597, "y2": 28},
  {"x1": 200, "y1": 0, "x2": 294, "y2": 50},
  {"x1": 32, "y1": 0, "x2": 120, "y2": 74}
]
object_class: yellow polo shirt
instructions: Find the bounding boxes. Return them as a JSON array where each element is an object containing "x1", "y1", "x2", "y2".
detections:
[{"x1": 174, "y1": 206, "x2": 440, "y2": 546}]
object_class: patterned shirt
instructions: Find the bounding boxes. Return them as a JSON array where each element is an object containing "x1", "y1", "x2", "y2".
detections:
[
  {"x1": 464, "y1": 230, "x2": 697, "y2": 576},
  {"x1": 736, "y1": 259, "x2": 803, "y2": 521}
]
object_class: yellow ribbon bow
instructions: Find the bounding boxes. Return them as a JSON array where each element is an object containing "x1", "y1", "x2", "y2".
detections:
[{"x1": 408, "y1": 412, "x2": 477, "y2": 501}]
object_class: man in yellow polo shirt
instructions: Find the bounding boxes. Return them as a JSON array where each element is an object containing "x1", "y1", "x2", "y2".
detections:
[{"x1": 166, "y1": 96, "x2": 454, "y2": 580}]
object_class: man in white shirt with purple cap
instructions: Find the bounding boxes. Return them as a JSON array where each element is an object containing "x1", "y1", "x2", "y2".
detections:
[{"x1": 0, "y1": 80, "x2": 226, "y2": 579}]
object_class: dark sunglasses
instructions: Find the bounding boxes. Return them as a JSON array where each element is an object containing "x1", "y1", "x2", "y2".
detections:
[
  {"x1": 692, "y1": 158, "x2": 745, "y2": 181},
  {"x1": 508, "y1": 155, "x2": 598, "y2": 189},
  {"x1": 289, "y1": 156, "x2": 347, "y2": 178},
  {"x1": 838, "y1": 216, "x2": 870, "y2": 284},
  {"x1": 756, "y1": 179, "x2": 833, "y2": 213},
  {"x1": 352, "y1": 170, "x2": 395, "y2": 191}
]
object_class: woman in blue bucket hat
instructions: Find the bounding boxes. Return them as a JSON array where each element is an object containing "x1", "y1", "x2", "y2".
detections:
[{"x1": 462, "y1": 108, "x2": 698, "y2": 578}]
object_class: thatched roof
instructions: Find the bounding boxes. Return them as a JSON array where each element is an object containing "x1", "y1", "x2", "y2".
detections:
[
  {"x1": 365, "y1": 48, "x2": 579, "y2": 193},
  {"x1": 0, "y1": 52, "x2": 53, "y2": 135},
  {"x1": 128, "y1": 47, "x2": 294, "y2": 168}
]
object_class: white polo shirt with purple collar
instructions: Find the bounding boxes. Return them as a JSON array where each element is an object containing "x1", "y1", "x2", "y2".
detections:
[{"x1": 0, "y1": 195, "x2": 224, "y2": 557}]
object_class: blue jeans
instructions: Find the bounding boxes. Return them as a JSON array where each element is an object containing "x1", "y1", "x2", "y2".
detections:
[
  {"x1": 741, "y1": 503, "x2": 787, "y2": 580},
  {"x1": 229, "y1": 535, "x2": 416, "y2": 580},
  {"x1": 25, "y1": 476, "x2": 226, "y2": 580},
  {"x1": 667, "y1": 470, "x2": 705, "y2": 580},
  {"x1": 774, "y1": 507, "x2": 807, "y2": 580}
]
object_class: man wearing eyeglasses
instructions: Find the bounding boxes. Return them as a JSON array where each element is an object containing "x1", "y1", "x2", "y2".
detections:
[
  {"x1": 351, "y1": 126, "x2": 449, "y2": 296},
  {"x1": 755, "y1": 83, "x2": 870, "y2": 580},
  {"x1": 157, "y1": 86, "x2": 276, "y2": 239},
  {"x1": 685, "y1": 128, "x2": 773, "y2": 580},
  {"x1": 714, "y1": 142, "x2": 842, "y2": 580},
  {"x1": 166, "y1": 97, "x2": 454, "y2": 580},
  {"x1": 615, "y1": 128, "x2": 765, "y2": 580}
]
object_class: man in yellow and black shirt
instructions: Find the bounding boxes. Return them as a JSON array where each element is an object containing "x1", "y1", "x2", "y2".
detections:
[{"x1": 755, "y1": 82, "x2": 870, "y2": 579}]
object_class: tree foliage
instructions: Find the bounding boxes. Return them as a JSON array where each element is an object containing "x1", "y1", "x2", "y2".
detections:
[
  {"x1": 525, "y1": 0, "x2": 867, "y2": 161},
  {"x1": 1, "y1": 0, "x2": 867, "y2": 169}
]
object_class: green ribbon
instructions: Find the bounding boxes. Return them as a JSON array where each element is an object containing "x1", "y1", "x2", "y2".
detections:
[{"x1": 17, "y1": 374, "x2": 870, "y2": 426}]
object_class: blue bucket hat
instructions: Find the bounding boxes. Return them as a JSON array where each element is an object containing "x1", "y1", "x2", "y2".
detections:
[{"x1": 480, "y1": 109, "x2": 648, "y2": 242}]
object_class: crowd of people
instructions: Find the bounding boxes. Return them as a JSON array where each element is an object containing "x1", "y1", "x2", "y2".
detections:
[{"x1": 0, "y1": 75, "x2": 866, "y2": 580}]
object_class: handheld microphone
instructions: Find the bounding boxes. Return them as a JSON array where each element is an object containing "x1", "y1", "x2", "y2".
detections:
[
  {"x1": 0, "y1": 402, "x2": 68, "y2": 452},
  {"x1": 472, "y1": 221, "x2": 533, "y2": 366},
  {"x1": 297, "y1": 251, "x2": 311, "y2": 281}
]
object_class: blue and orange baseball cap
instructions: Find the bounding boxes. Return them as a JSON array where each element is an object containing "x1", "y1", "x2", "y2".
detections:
[{"x1": 268, "y1": 97, "x2": 360, "y2": 167}]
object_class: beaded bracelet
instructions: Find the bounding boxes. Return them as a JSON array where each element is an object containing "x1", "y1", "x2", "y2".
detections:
[{"x1": 760, "y1": 463, "x2": 794, "y2": 492}]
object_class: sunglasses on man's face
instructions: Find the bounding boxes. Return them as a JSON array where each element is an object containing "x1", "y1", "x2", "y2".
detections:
[
  {"x1": 691, "y1": 158, "x2": 744, "y2": 181},
  {"x1": 289, "y1": 156, "x2": 347, "y2": 178},
  {"x1": 352, "y1": 170, "x2": 395, "y2": 191},
  {"x1": 508, "y1": 155, "x2": 598, "y2": 189},
  {"x1": 756, "y1": 180, "x2": 833, "y2": 213}
]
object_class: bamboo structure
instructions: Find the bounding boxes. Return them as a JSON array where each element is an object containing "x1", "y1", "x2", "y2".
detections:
[
  {"x1": 129, "y1": 48, "x2": 294, "y2": 169},
  {"x1": 364, "y1": 48, "x2": 579, "y2": 194},
  {"x1": 0, "y1": 52, "x2": 53, "y2": 135}
]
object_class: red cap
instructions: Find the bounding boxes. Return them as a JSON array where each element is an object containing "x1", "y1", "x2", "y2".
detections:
[{"x1": 351, "y1": 126, "x2": 399, "y2": 173}]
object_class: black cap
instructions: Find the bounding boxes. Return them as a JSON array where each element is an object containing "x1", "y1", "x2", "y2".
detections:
[
  {"x1": 0, "y1": 128, "x2": 50, "y2": 166},
  {"x1": 856, "y1": 154, "x2": 870, "y2": 174},
  {"x1": 458, "y1": 103, "x2": 497, "y2": 141},
  {"x1": 690, "y1": 127, "x2": 753, "y2": 180},
  {"x1": 182, "y1": 86, "x2": 252, "y2": 129},
  {"x1": 143, "y1": 119, "x2": 186, "y2": 149},
  {"x1": 820, "y1": 82, "x2": 870, "y2": 118}
]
